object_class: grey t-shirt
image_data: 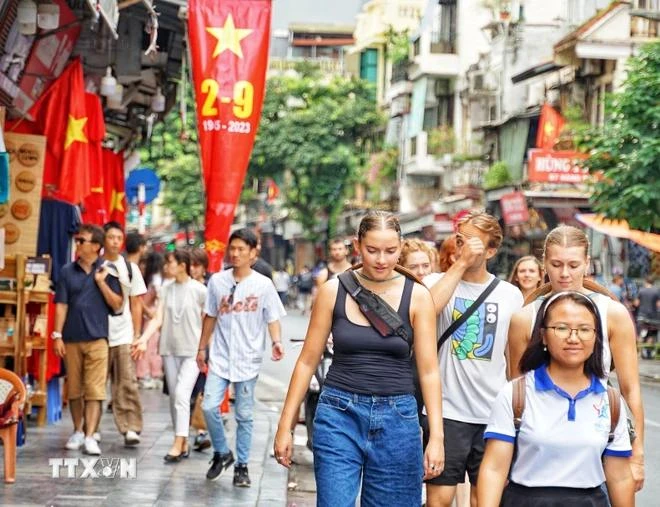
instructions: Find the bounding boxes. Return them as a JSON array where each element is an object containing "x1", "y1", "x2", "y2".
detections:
[{"x1": 159, "y1": 278, "x2": 207, "y2": 356}]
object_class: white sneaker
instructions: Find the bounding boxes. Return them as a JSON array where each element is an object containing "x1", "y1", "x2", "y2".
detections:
[
  {"x1": 84, "y1": 436, "x2": 101, "y2": 455},
  {"x1": 65, "y1": 431, "x2": 85, "y2": 450},
  {"x1": 125, "y1": 430, "x2": 140, "y2": 446},
  {"x1": 93, "y1": 432, "x2": 101, "y2": 442}
]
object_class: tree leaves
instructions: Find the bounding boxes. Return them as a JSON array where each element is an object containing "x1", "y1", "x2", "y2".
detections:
[
  {"x1": 579, "y1": 42, "x2": 660, "y2": 231},
  {"x1": 248, "y1": 66, "x2": 385, "y2": 239}
]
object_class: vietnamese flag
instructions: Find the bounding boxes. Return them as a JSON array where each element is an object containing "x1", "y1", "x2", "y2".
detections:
[
  {"x1": 536, "y1": 103, "x2": 565, "y2": 150},
  {"x1": 266, "y1": 178, "x2": 279, "y2": 203},
  {"x1": 103, "y1": 149, "x2": 126, "y2": 227},
  {"x1": 13, "y1": 59, "x2": 91, "y2": 204},
  {"x1": 81, "y1": 93, "x2": 109, "y2": 225},
  {"x1": 188, "y1": 0, "x2": 271, "y2": 271}
]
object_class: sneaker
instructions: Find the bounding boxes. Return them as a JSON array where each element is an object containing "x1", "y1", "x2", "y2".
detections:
[
  {"x1": 206, "y1": 451, "x2": 235, "y2": 481},
  {"x1": 83, "y1": 436, "x2": 101, "y2": 455},
  {"x1": 233, "y1": 464, "x2": 251, "y2": 488},
  {"x1": 194, "y1": 432, "x2": 211, "y2": 452},
  {"x1": 124, "y1": 430, "x2": 141, "y2": 447},
  {"x1": 93, "y1": 432, "x2": 101, "y2": 443},
  {"x1": 65, "y1": 431, "x2": 85, "y2": 450}
]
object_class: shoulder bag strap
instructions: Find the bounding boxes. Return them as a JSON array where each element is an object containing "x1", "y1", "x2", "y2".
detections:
[
  {"x1": 437, "y1": 277, "x2": 500, "y2": 352},
  {"x1": 337, "y1": 271, "x2": 394, "y2": 337},
  {"x1": 607, "y1": 386, "x2": 621, "y2": 444},
  {"x1": 512, "y1": 376, "x2": 526, "y2": 432}
]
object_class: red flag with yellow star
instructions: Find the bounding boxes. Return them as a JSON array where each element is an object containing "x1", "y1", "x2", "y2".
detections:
[
  {"x1": 103, "y1": 148, "x2": 126, "y2": 227},
  {"x1": 81, "y1": 93, "x2": 109, "y2": 225},
  {"x1": 188, "y1": 0, "x2": 272, "y2": 271},
  {"x1": 20, "y1": 58, "x2": 91, "y2": 203},
  {"x1": 536, "y1": 103, "x2": 565, "y2": 150}
]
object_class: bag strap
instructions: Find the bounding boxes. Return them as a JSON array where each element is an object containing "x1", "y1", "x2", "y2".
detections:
[
  {"x1": 607, "y1": 386, "x2": 620, "y2": 444},
  {"x1": 437, "y1": 277, "x2": 500, "y2": 352},
  {"x1": 337, "y1": 271, "x2": 412, "y2": 348},
  {"x1": 512, "y1": 376, "x2": 526, "y2": 432}
]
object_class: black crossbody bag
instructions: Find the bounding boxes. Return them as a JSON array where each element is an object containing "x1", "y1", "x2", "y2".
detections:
[{"x1": 337, "y1": 271, "x2": 413, "y2": 354}]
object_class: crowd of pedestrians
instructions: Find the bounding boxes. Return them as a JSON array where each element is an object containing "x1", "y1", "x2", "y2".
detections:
[{"x1": 49, "y1": 211, "x2": 653, "y2": 504}]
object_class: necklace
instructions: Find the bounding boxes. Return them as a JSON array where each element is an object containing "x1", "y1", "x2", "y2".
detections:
[{"x1": 355, "y1": 270, "x2": 402, "y2": 283}]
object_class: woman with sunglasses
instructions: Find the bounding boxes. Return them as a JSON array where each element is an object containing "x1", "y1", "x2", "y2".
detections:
[
  {"x1": 478, "y1": 291, "x2": 634, "y2": 506},
  {"x1": 134, "y1": 249, "x2": 207, "y2": 462}
]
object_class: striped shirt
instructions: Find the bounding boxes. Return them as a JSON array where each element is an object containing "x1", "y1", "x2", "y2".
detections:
[{"x1": 205, "y1": 269, "x2": 286, "y2": 382}]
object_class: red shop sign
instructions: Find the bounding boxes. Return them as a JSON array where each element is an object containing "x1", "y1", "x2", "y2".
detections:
[
  {"x1": 527, "y1": 149, "x2": 589, "y2": 183},
  {"x1": 500, "y1": 191, "x2": 529, "y2": 225}
]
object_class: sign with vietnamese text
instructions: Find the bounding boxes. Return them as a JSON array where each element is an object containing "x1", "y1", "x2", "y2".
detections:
[
  {"x1": 500, "y1": 191, "x2": 529, "y2": 225},
  {"x1": 527, "y1": 149, "x2": 589, "y2": 183}
]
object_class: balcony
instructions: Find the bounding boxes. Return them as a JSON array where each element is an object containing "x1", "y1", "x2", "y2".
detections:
[
  {"x1": 408, "y1": 31, "x2": 459, "y2": 80},
  {"x1": 268, "y1": 57, "x2": 345, "y2": 75},
  {"x1": 404, "y1": 131, "x2": 453, "y2": 176}
]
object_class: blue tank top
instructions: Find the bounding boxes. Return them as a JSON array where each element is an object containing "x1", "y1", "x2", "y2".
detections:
[{"x1": 325, "y1": 277, "x2": 415, "y2": 395}]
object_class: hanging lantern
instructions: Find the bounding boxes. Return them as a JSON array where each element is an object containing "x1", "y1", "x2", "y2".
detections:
[
  {"x1": 37, "y1": 1, "x2": 60, "y2": 31},
  {"x1": 100, "y1": 66, "x2": 117, "y2": 97},
  {"x1": 17, "y1": 0, "x2": 37, "y2": 35}
]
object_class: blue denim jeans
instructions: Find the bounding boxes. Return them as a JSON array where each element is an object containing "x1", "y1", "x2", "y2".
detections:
[
  {"x1": 202, "y1": 372, "x2": 257, "y2": 465},
  {"x1": 313, "y1": 385, "x2": 423, "y2": 507}
]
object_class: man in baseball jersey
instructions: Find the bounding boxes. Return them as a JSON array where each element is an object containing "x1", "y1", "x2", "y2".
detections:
[{"x1": 197, "y1": 228, "x2": 286, "y2": 485}]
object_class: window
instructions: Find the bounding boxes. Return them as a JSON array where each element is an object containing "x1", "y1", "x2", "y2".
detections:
[
  {"x1": 431, "y1": 0, "x2": 457, "y2": 53},
  {"x1": 423, "y1": 79, "x2": 453, "y2": 130},
  {"x1": 360, "y1": 48, "x2": 378, "y2": 84}
]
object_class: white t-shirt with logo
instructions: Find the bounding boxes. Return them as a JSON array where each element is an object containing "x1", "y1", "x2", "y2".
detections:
[
  {"x1": 107, "y1": 256, "x2": 147, "y2": 347},
  {"x1": 205, "y1": 269, "x2": 286, "y2": 382},
  {"x1": 159, "y1": 278, "x2": 207, "y2": 356},
  {"x1": 435, "y1": 274, "x2": 523, "y2": 424},
  {"x1": 484, "y1": 367, "x2": 631, "y2": 488}
]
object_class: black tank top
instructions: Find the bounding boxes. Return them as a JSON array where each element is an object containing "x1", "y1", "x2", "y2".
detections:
[{"x1": 325, "y1": 277, "x2": 415, "y2": 395}]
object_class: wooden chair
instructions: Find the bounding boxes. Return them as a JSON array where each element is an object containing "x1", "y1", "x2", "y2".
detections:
[{"x1": 0, "y1": 368, "x2": 26, "y2": 483}]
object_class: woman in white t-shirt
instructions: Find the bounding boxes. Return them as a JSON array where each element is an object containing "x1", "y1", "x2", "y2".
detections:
[
  {"x1": 135, "y1": 249, "x2": 207, "y2": 462},
  {"x1": 478, "y1": 291, "x2": 634, "y2": 507}
]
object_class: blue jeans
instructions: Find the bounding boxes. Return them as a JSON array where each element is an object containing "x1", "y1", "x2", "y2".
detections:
[
  {"x1": 202, "y1": 372, "x2": 257, "y2": 465},
  {"x1": 313, "y1": 385, "x2": 423, "y2": 507}
]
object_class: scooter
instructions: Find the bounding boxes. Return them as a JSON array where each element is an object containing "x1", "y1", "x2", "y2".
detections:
[{"x1": 291, "y1": 338, "x2": 334, "y2": 450}]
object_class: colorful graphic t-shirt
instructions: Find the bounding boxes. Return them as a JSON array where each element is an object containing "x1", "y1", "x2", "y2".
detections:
[{"x1": 437, "y1": 274, "x2": 523, "y2": 424}]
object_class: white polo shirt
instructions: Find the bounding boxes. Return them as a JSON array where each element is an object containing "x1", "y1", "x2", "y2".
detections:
[{"x1": 484, "y1": 366, "x2": 632, "y2": 488}]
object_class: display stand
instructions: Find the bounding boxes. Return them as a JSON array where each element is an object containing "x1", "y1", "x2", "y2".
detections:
[{"x1": 0, "y1": 254, "x2": 52, "y2": 426}]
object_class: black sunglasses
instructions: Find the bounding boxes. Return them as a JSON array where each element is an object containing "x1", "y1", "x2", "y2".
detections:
[
  {"x1": 228, "y1": 283, "x2": 238, "y2": 304},
  {"x1": 74, "y1": 237, "x2": 93, "y2": 245}
]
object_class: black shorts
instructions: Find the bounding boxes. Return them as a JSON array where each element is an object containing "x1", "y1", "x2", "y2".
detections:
[
  {"x1": 423, "y1": 417, "x2": 486, "y2": 486},
  {"x1": 501, "y1": 482, "x2": 608, "y2": 507}
]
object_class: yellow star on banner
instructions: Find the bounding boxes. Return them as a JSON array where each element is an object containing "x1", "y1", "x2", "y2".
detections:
[
  {"x1": 64, "y1": 114, "x2": 88, "y2": 149},
  {"x1": 110, "y1": 189, "x2": 125, "y2": 212},
  {"x1": 206, "y1": 14, "x2": 253, "y2": 58}
]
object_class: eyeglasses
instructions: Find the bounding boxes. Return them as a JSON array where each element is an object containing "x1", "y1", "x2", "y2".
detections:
[
  {"x1": 74, "y1": 237, "x2": 93, "y2": 245},
  {"x1": 228, "y1": 283, "x2": 237, "y2": 305},
  {"x1": 544, "y1": 325, "x2": 597, "y2": 341}
]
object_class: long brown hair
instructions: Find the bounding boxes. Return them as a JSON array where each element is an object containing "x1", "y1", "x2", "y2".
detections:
[{"x1": 509, "y1": 255, "x2": 543, "y2": 289}]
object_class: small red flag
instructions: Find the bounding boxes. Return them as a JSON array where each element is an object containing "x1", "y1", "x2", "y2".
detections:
[
  {"x1": 103, "y1": 149, "x2": 126, "y2": 228},
  {"x1": 266, "y1": 178, "x2": 280, "y2": 203},
  {"x1": 536, "y1": 103, "x2": 565, "y2": 150}
]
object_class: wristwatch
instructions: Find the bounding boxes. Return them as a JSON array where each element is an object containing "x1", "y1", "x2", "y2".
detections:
[{"x1": 51, "y1": 331, "x2": 62, "y2": 340}]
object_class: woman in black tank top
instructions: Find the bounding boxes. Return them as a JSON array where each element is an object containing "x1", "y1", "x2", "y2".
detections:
[{"x1": 274, "y1": 211, "x2": 444, "y2": 506}]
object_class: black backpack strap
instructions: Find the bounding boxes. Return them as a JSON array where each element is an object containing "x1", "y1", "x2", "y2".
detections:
[{"x1": 437, "y1": 277, "x2": 500, "y2": 352}]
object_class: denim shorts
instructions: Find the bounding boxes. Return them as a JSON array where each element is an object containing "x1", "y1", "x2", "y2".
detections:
[{"x1": 313, "y1": 385, "x2": 423, "y2": 507}]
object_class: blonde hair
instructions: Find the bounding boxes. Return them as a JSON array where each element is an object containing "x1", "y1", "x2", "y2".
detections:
[
  {"x1": 399, "y1": 238, "x2": 434, "y2": 267},
  {"x1": 542, "y1": 225, "x2": 590, "y2": 262},
  {"x1": 456, "y1": 210, "x2": 503, "y2": 249},
  {"x1": 508, "y1": 255, "x2": 543, "y2": 289}
]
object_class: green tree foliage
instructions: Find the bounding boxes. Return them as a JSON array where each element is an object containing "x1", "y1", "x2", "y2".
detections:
[
  {"x1": 578, "y1": 42, "x2": 660, "y2": 231},
  {"x1": 483, "y1": 161, "x2": 512, "y2": 189},
  {"x1": 249, "y1": 64, "x2": 385, "y2": 239},
  {"x1": 140, "y1": 85, "x2": 205, "y2": 229}
]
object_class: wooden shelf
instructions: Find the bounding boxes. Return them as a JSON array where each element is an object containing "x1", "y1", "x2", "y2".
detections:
[
  {"x1": 25, "y1": 290, "x2": 50, "y2": 304},
  {"x1": 0, "y1": 342, "x2": 15, "y2": 356},
  {"x1": 0, "y1": 290, "x2": 18, "y2": 304}
]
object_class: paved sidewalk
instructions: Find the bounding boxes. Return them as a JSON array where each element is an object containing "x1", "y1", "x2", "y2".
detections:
[
  {"x1": 3, "y1": 380, "x2": 288, "y2": 506},
  {"x1": 639, "y1": 359, "x2": 660, "y2": 383}
]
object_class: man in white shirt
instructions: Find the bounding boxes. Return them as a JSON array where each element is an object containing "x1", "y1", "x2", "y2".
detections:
[
  {"x1": 197, "y1": 228, "x2": 286, "y2": 486},
  {"x1": 102, "y1": 222, "x2": 148, "y2": 446},
  {"x1": 424, "y1": 210, "x2": 524, "y2": 507}
]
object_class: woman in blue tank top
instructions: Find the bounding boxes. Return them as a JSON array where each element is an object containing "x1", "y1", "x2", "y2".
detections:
[{"x1": 274, "y1": 211, "x2": 444, "y2": 506}]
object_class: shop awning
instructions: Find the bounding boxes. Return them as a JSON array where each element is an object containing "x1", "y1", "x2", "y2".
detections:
[{"x1": 575, "y1": 214, "x2": 660, "y2": 253}]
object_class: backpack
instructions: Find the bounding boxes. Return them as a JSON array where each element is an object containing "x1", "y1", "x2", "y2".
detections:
[
  {"x1": 298, "y1": 271, "x2": 313, "y2": 291},
  {"x1": 512, "y1": 375, "x2": 620, "y2": 444}
]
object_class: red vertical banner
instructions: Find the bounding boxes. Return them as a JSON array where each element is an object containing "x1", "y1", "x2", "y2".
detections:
[{"x1": 188, "y1": 0, "x2": 272, "y2": 271}]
